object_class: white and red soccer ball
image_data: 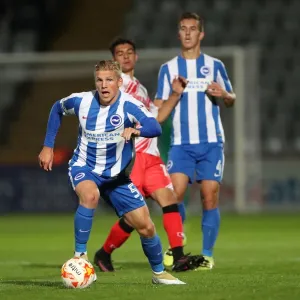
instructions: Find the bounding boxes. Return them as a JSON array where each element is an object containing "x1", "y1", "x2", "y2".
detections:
[{"x1": 61, "y1": 257, "x2": 96, "y2": 289}]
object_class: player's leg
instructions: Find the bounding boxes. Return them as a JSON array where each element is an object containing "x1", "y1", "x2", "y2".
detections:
[
  {"x1": 195, "y1": 143, "x2": 224, "y2": 270},
  {"x1": 198, "y1": 181, "x2": 220, "y2": 269},
  {"x1": 124, "y1": 205, "x2": 185, "y2": 284},
  {"x1": 163, "y1": 146, "x2": 195, "y2": 267},
  {"x1": 178, "y1": 202, "x2": 187, "y2": 228},
  {"x1": 108, "y1": 179, "x2": 185, "y2": 284},
  {"x1": 169, "y1": 157, "x2": 187, "y2": 227},
  {"x1": 69, "y1": 167, "x2": 101, "y2": 260},
  {"x1": 94, "y1": 217, "x2": 134, "y2": 272},
  {"x1": 151, "y1": 188, "x2": 184, "y2": 263},
  {"x1": 150, "y1": 186, "x2": 202, "y2": 271},
  {"x1": 142, "y1": 156, "x2": 200, "y2": 271},
  {"x1": 94, "y1": 154, "x2": 145, "y2": 272}
]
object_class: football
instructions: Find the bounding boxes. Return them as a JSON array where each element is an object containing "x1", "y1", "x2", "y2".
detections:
[{"x1": 61, "y1": 257, "x2": 96, "y2": 289}]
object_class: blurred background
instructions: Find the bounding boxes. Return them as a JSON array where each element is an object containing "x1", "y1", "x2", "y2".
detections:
[{"x1": 0, "y1": 0, "x2": 300, "y2": 214}]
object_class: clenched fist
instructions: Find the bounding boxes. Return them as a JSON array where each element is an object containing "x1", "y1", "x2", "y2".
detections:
[{"x1": 172, "y1": 76, "x2": 188, "y2": 96}]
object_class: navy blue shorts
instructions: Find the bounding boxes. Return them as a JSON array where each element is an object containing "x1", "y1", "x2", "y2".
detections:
[
  {"x1": 69, "y1": 166, "x2": 145, "y2": 217},
  {"x1": 166, "y1": 143, "x2": 224, "y2": 183}
]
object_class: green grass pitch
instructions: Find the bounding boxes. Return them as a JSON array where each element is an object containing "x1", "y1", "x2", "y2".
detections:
[{"x1": 0, "y1": 213, "x2": 299, "y2": 300}]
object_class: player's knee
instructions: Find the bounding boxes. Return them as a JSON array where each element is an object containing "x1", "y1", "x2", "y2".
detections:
[
  {"x1": 136, "y1": 220, "x2": 155, "y2": 238},
  {"x1": 173, "y1": 186, "x2": 186, "y2": 203},
  {"x1": 154, "y1": 189, "x2": 177, "y2": 206},
  {"x1": 201, "y1": 190, "x2": 219, "y2": 209},
  {"x1": 79, "y1": 192, "x2": 99, "y2": 208},
  {"x1": 175, "y1": 191, "x2": 185, "y2": 203},
  {"x1": 201, "y1": 181, "x2": 219, "y2": 209}
]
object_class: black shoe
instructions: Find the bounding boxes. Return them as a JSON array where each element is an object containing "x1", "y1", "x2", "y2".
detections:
[
  {"x1": 172, "y1": 254, "x2": 205, "y2": 272},
  {"x1": 94, "y1": 248, "x2": 114, "y2": 272}
]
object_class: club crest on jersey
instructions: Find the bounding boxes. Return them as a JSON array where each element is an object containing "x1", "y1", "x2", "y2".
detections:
[
  {"x1": 200, "y1": 66, "x2": 211, "y2": 76},
  {"x1": 110, "y1": 114, "x2": 122, "y2": 127}
]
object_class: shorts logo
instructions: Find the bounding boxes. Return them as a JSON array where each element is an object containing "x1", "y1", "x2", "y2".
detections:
[
  {"x1": 166, "y1": 160, "x2": 173, "y2": 171},
  {"x1": 74, "y1": 173, "x2": 85, "y2": 181},
  {"x1": 110, "y1": 114, "x2": 122, "y2": 127},
  {"x1": 200, "y1": 66, "x2": 211, "y2": 76}
]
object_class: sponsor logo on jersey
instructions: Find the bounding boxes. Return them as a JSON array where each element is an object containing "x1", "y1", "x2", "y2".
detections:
[
  {"x1": 184, "y1": 78, "x2": 211, "y2": 92},
  {"x1": 83, "y1": 130, "x2": 122, "y2": 143}
]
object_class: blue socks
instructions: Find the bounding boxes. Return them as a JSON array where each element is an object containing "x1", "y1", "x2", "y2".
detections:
[
  {"x1": 178, "y1": 202, "x2": 186, "y2": 224},
  {"x1": 202, "y1": 208, "x2": 220, "y2": 257},
  {"x1": 74, "y1": 205, "x2": 95, "y2": 253},
  {"x1": 140, "y1": 235, "x2": 164, "y2": 273}
]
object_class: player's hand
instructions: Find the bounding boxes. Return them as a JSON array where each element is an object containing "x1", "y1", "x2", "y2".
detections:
[
  {"x1": 38, "y1": 146, "x2": 54, "y2": 171},
  {"x1": 121, "y1": 128, "x2": 140, "y2": 142},
  {"x1": 172, "y1": 76, "x2": 188, "y2": 96},
  {"x1": 206, "y1": 82, "x2": 228, "y2": 98}
]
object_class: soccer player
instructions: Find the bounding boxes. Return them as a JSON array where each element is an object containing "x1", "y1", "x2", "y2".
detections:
[
  {"x1": 154, "y1": 12, "x2": 236, "y2": 270},
  {"x1": 38, "y1": 60, "x2": 185, "y2": 284},
  {"x1": 94, "y1": 38, "x2": 201, "y2": 272}
]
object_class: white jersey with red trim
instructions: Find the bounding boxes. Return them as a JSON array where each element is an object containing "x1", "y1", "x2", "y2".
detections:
[{"x1": 120, "y1": 73, "x2": 160, "y2": 156}]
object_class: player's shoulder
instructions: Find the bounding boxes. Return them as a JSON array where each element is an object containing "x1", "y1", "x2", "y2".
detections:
[
  {"x1": 203, "y1": 53, "x2": 225, "y2": 67},
  {"x1": 135, "y1": 77, "x2": 148, "y2": 95},
  {"x1": 160, "y1": 56, "x2": 179, "y2": 69},
  {"x1": 62, "y1": 91, "x2": 93, "y2": 101}
]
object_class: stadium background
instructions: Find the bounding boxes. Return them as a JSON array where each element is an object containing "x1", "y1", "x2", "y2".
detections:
[{"x1": 0, "y1": 1, "x2": 299, "y2": 299}]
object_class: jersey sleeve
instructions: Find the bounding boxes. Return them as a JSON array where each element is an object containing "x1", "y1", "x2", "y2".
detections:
[
  {"x1": 216, "y1": 61, "x2": 233, "y2": 93},
  {"x1": 60, "y1": 93, "x2": 83, "y2": 116},
  {"x1": 155, "y1": 64, "x2": 171, "y2": 100}
]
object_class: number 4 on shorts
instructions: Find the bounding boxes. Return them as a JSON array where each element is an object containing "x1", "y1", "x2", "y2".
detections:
[{"x1": 214, "y1": 160, "x2": 223, "y2": 177}]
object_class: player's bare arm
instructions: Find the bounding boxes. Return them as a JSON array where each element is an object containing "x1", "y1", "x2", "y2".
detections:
[
  {"x1": 206, "y1": 81, "x2": 236, "y2": 108},
  {"x1": 155, "y1": 76, "x2": 188, "y2": 124},
  {"x1": 38, "y1": 146, "x2": 54, "y2": 171}
]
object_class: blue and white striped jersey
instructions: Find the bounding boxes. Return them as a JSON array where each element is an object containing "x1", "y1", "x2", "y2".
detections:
[
  {"x1": 156, "y1": 53, "x2": 233, "y2": 145},
  {"x1": 60, "y1": 90, "x2": 153, "y2": 177}
]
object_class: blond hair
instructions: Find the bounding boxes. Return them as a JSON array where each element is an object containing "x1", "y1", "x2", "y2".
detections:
[{"x1": 94, "y1": 60, "x2": 122, "y2": 77}]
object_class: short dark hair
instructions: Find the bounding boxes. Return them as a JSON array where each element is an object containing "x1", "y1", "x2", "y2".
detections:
[
  {"x1": 109, "y1": 37, "x2": 136, "y2": 55},
  {"x1": 179, "y1": 12, "x2": 204, "y2": 32}
]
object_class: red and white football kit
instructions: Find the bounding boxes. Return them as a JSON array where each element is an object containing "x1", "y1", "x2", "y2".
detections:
[{"x1": 120, "y1": 73, "x2": 173, "y2": 196}]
